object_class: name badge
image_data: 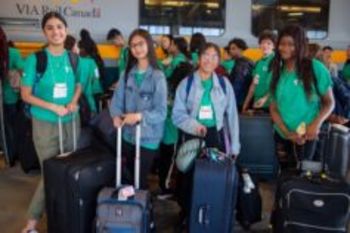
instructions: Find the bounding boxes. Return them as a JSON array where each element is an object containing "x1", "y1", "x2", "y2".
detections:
[
  {"x1": 199, "y1": 105, "x2": 213, "y2": 120},
  {"x1": 53, "y1": 83, "x2": 68, "y2": 99}
]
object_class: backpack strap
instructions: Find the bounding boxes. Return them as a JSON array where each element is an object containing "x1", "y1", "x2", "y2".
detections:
[
  {"x1": 218, "y1": 75, "x2": 227, "y2": 95},
  {"x1": 67, "y1": 51, "x2": 79, "y2": 75},
  {"x1": 35, "y1": 50, "x2": 47, "y2": 78},
  {"x1": 185, "y1": 73, "x2": 227, "y2": 102},
  {"x1": 185, "y1": 73, "x2": 194, "y2": 102}
]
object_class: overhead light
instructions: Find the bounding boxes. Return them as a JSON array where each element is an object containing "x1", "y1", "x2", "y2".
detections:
[
  {"x1": 145, "y1": 0, "x2": 219, "y2": 8},
  {"x1": 278, "y1": 5, "x2": 321, "y2": 13},
  {"x1": 288, "y1": 12, "x2": 304, "y2": 17}
]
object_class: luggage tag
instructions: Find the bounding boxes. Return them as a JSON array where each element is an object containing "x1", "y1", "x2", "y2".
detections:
[
  {"x1": 199, "y1": 105, "x2": 213, "y2": 120},
  {"x1": 117, "y1": 185, "x2": 135, "y2": 201},
  {"x1": 53, "y1": 83, "x2": 68, "y2": 99}
]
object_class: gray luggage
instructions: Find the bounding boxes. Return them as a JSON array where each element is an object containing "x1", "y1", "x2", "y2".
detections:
[{"x1": 96, "y1": 125, "x2": 153, "y2": 233}]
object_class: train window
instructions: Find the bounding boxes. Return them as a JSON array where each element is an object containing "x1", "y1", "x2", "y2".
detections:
[
  {"x1": 252, "y1": 0, "x2": 330, "y2": 39},
  {"x1": 139, "y1": 0, "x2": 226, "y2": 36}
]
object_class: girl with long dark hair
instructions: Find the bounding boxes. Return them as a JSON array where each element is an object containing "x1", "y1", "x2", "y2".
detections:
[
  {"x1": 269, "y1": 25, "x2": 334, "y2": 170},
  {"x1": 110, "y1": 29, "x2": 167, "y2": 189},
  {"x1": 21, "y1": 12, "x2": 82, "y2": 232}
]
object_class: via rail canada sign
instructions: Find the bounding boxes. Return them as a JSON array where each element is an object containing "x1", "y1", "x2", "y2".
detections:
[{"x1": 15, "y1": 0, "x2": 101, "y2": 19}]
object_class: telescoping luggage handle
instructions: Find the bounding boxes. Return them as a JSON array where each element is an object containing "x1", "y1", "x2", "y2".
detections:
[
  {"x1": 116, "y1": 124, "x2": 141, "y2": 189},
  {"x1": 58, "y1": 112, "x2": 78, "y2": 156}
]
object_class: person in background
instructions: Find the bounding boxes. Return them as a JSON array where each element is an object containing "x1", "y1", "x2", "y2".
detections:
[
  {"x1": 189, "y1": 32, "x2": 206, "y2": 67},
  {"x1": 65, "y1": 35, "x2": 103, "y2": 116},
  {"x1": 172, "y1": 42, "x2": 240, "y2": 223},
  {"x1": 157, "y1": 36, "x2": 191, "y2": 198},
  {"x1": 158, "y1": 34, "x2": 173, "y2": 69},
  {"x1": 79, "y1": 29, "x2": 105, "y2": 89},
  {"x1": 21, "y1": 12, "x2": 82, "y2": 233},
  {"x1": 342, "y1": 45, "x2": 350, "y2": 82},
  {"x1": 307, "y1": 43, "x2": 322, "y2": 60},
  {"x1": 242, "y1": 30, "x2": 276, "y2": 113},
  {"x1": 107, "y1": 28, "x2": 128, "y2": 83},
  {"x1": 220, "y1": 46, "x2": 233, "y2": 75},
  {"x1": 1, "y1": 33, "x2": 24, "y2": 166},
  {"x1": 226, "y1": 38, "x2": 254, "y2": 111},
  {"x1": 110, "y1": 28, "x2": 167, "y2": 189},
  {"x1": 269, "y1": 25, "x2": 334, "y2": 171},
  {"x1": 164, "y1": 37, "x2": 189, "y2": 79},
  {"x1": 321, "y1": 46, "x2": 338, "y2": 77}
]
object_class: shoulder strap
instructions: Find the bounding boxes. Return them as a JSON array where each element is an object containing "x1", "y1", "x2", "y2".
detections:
[
  {"x1": 35, "y1": 50, "x2": 47, "y2": 76},
  {"x1": 185, "y1": 73, "x2": 227, "y2": 102},
  {"x1": 185, "y1": 73, "x2": 194, "y2": 102},
  {"x1": 67, "y1": 51, "x2": 79, "y2": 75},
  {"x1": 218, "y1": 75, "x2": 227, "y2": 95}
]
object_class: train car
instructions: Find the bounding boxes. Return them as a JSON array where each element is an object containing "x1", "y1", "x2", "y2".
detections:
[{"x1": 0, "y1": 0, "x2": 349, "y2": 63}]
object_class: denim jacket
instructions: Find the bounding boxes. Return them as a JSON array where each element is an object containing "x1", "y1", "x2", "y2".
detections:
[
  {"x1": 172, "y1": 71, "x2": 241, "y2": 155},
  {"x1": 110, "y1": 65, "x2": 167, "y2": 145}
]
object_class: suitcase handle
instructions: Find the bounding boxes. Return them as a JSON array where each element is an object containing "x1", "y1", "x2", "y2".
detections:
[
  {"x1": 58, "y1": 112, "x2": 78, "y2": 156},
  {"x1": 198, "y1": 205, "x2": 210, "y2": 226},
  {"x1": 116, "y1": 124, "x2": 141, "y2": 189}
]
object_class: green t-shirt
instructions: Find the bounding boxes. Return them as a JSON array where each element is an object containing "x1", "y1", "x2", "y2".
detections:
[
  {"x1": 118, "y1": 47, "x2": 128, "y2": 76},
  {"x1": 164, "y1": 53, "x2": 187, "y2": 78},
  {"x1": 162, "y1": 106, "x2": 178, "y2": 145},
  {"x1": 191, "y1": 52, "x2": 199, "y2": 67},
  {"x1": 3, "y1": 47, "x2": 24, "y2": 104},
  {"x1": 79, "y1": 57, "x2": 103, "y2": 113},
  {"x1": 197, "y1": 77, "x2": 216, "y2": 127},
  {"x1": 343, "y1": 62, "x2": 350, "y2": 82},
  {"x1": 221, "y1": 59, "x2": 235, "y2": 75},
  {"x1": 273, "y1": 59, "x2": 332, "y2": 138},
  {"x1": 21, "y1": 49, "x2": 82, "y2": 123},
  {"x1": 253, "y1": 53, "x2": 274, "y2": 107}
]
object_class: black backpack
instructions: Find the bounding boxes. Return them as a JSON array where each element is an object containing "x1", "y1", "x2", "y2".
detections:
[
  {"x1": 168, "y1": 61, "x2": 193, "y2": 100},
  {"x1": 228, "y1": 57, "x2": 254, "y2": 109}
]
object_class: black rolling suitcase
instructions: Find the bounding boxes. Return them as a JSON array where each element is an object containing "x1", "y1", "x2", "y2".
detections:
[
  {"x1": 325, "y1": 124, "x2": 350, "y2": 183},
  {"x1": 189, "y1": 149, "x2": 238, "y2": 233},
  {"x1": 271, "y1": 176, "x2": 350, "y2": 233},
  {"x1": 271, "y1": 125, "x2": 350, "y2": 233},
  {"x1": 238, "y1": 114, "x2": 279, "y2": 180},
  {"x1": 44, "y1": 118, "x2": 115, "y2": 233}
]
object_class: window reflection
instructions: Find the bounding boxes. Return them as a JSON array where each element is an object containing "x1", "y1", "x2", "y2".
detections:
[
  {"x1": 252, "y1": 0, "x2": 330, "y2": 39},
  {"x1": 140, "y1": 0, "x2": 226, "y2": 36}
]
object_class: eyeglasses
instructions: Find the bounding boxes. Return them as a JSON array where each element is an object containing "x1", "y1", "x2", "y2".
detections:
[
  {"x1": 201, "y1": 53, "x2": 219, "y2": 62},
  {"x1": 130, "y1": 41, "x2": 146, "y2": 49}
]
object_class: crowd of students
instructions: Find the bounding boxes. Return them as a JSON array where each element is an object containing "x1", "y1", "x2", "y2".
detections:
[{"x1": 0, "y1": 11, "x2": 349, "y2": 233}]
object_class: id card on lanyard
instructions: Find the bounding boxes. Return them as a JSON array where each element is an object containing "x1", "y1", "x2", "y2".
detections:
[
  {"x1": 53, "y1": 83, "x2": 68, "y2": 99},
  {"x1": 199, "y1": 105, "x2": 214, "y2": 120},
  {"x1": 50, "y1": 55, "x2": 69, "y2": 99}
]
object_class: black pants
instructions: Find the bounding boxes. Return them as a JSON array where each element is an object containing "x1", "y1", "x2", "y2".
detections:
[
  {"x1": 4, "y1": 103, "x2": 20, "y2": 165},
  {"x1": 122, "y1": 140, "x2": 159, "y2": 189},
  {"x1": 274, "y1": 132, "x2": 318, "y2": 170},
  {"x1": 158, "y1": 143, "x2": 175, "y2": 191},
  {"x1": 176, "y1": 127, "x2": 225, "y2": 218}
]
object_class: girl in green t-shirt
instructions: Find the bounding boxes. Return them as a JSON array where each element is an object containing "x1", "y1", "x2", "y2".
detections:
[
  {"x1": 21, "y1": 12, "x2": 82, "y2": 233},
  {"x1": 242, "y1": 30, "x2": 276, "y2": 113},
  {"x1": 190, "y1": 32, "x2": 206, "y2": 67},
  {"x1": 269, "y1": 25, "x2": 334, "y2": 170}
]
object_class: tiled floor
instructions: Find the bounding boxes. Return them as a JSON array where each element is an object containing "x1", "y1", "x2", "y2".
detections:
[{"x1": 0, "y1": 156, "x2": 274, "y2": 233}]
